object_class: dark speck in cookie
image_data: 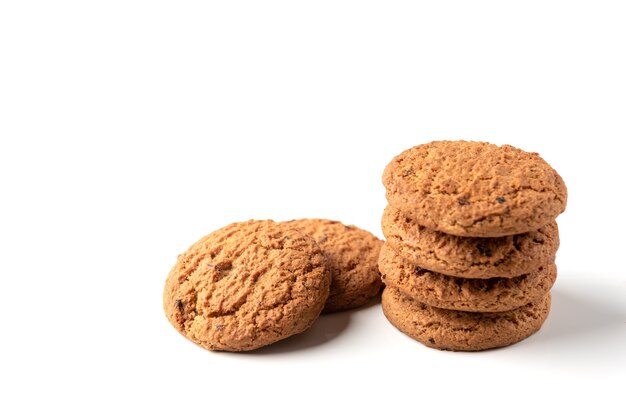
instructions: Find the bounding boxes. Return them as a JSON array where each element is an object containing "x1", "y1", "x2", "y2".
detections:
[
  {"x1": 414, "y1": 266, "x2": 427, "y2": 276},
  {"x1": 476, "y1": 243, "x2": 493, "y2": 257}
]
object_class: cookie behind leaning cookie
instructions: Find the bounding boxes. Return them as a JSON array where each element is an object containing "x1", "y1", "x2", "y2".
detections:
[{"x1": 285, "y1": 219, "x2": 383, "y2": 313}]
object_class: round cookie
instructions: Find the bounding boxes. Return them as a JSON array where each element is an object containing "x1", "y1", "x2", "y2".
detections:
[
  {"x1": 163, "y1": 220, "x2": 331, "y2": 352},
  {"x1": 381, "y1": 286, "x2": 551, "y2": 351},
  {"x1": 382, "y1": 205, "x2": 559, "y2": 278},
  {"x1": 382, "y1": 140, "x2": 568, "y2": 237},
  {"x1": 285, "y1": 219, "x2": 383, "y2": 313},
  {"x1": 378, "y1": 243, "x2": 556, "y2": 312}
]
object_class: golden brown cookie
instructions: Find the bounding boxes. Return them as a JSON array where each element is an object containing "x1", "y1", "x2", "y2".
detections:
[
  {"x1": 378, "y1": 243, "x2": 556, "y2": 312},
  {"x1": 382, "y1": 205, "x2": 559, "y2": 278},
  {"x1": 163, "y1": 220, "x2": 331, "y2": 352},
  {"x1": 381, "y1": 286, "x2": 551, "y2": 351},
  {"x1": 285, "y1": 219, "x2": 383, "y2": 313},
  {"x1": 382, "y1": 140, "x2": 567, "y2": 237}
]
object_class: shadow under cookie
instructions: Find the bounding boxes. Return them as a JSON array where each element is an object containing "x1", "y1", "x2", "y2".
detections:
[{"x1": 243, "y1": 311, "x2": 351, "y2": 355}]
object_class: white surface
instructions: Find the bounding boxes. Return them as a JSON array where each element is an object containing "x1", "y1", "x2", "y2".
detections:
[{"x1": 1, "y1": 1, "x2": 625, "y2": 417}]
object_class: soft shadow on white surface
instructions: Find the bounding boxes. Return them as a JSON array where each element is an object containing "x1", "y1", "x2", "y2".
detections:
[
  {"x1": 497, "y1": 273, "x2": 626, "y2": 371},
  {"x1": 366, "y1": 274, "x2": 626, "y2": 369},
  {"x1": 544, "y1": 288, "x2": 624, "y2": 340},
  {"x1": 247, "y1": 296, "x2": 381, "y2": 355},
  {"x1": 249, "y1": 312, "x2": 350, "y2": 354}
]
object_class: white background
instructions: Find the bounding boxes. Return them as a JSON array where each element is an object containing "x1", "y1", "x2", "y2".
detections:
[{"x1": 1, "y1": 1, "x2": 625, "y2": 417}]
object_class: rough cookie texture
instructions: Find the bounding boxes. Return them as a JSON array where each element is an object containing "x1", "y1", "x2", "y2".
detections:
[
  {"x1": 382, "y1": 141, "x2": 568, "y2": 237},
  {"x1": 163, "y1": 220, "x2": 331, "y2": 352},
  {"x1": 382, "y1": 205, "x2": 559, "y2": 278},
  {"x1": 285, "y1": 219, "x2": 383, "y2": 313},
  {"x1": 378, "y1": 243, "x2": 556, "y2": 312},
  {"x1": 381, "y1": 286, "x2": 551, "y2": 351}
]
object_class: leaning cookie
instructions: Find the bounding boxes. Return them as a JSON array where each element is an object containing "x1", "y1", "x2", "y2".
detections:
[
  {"x1": 382, "y1": 205, "x2": 559, "y2": 278},
  {"x1": 382, "y1": 140, "x2": 567, "y2": 237},
  {"x1": 382, "y1": 286, "x2": 551, "y2": 351},
  {"x1": 378, "y1": 243, "x2": 556, "y2": 312},
  {"x1": 285, "y1": 219, "x2": 383, "y2": 313},
  {"x1": 163, "y1": 220, "x2": 331, "y2": 352}
]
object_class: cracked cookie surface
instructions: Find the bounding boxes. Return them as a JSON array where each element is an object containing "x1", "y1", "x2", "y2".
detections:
[
  {"x1": 382, "y1": 140, "x2": 567, "y2": 237},
  {"x1": 382, "y1": 205, "x2": 559, "y2": 278},
  {"x1": 285, "y1": 219, "x2": 383, "y2": 313},
  {"x1": 382, "y1": 286, "x2": 551, "y2": 351},
  {"x1": 378, "y1": 243, "x2": 556, "y2": 312},
  {"x1": 163, "y1": 220, "x2": 331, "y2": 352}
]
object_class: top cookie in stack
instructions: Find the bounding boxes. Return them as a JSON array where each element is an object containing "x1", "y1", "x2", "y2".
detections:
[
  {"x1": 382, "y1": 140, "x2": 567, "y2": 238},
  {"x1": 379, "y1": 140, "x2": 567, "y2": 351}
]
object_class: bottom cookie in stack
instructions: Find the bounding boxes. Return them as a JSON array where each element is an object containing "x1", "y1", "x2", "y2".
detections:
[
  {"x1": 381, "y1": 287, "x2": 551, "y2": 351},
  {"x1": 378, "y1": 244, "x2": 553, "y2": 351}
]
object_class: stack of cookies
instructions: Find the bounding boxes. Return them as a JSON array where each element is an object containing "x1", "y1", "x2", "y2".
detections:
[{"x1": 379, "y1": 140, "x2": 567, "y2": 351}]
